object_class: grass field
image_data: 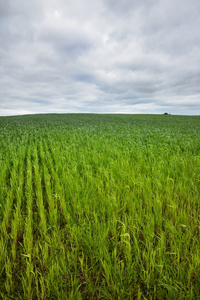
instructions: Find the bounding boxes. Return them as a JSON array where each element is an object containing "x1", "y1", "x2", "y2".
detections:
[{"x1": 0, "y1": 114, "x2": 199, "y2": 299}]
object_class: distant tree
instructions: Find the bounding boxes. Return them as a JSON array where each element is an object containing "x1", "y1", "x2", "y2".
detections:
[{"x1": 164, "y1": 112, "x2": 170, "y2": 115}]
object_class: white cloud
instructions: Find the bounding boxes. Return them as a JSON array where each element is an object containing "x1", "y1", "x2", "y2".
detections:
[{"x1": 0, "y1": 0, "x2": 200, "y2": 115}]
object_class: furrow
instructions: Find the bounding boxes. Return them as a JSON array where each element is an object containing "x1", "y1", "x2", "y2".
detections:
[
  {"x1": 21, "y1": 141, "x2": 35, "y2": 299},
  {"x1": 32, "y1": 143, "x2": 47, "y2": 237},
  {"x1": 42, "y1": 139, "x2": 70, "y2": 226}
]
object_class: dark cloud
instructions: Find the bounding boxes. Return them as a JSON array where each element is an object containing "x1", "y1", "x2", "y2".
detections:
[{"x1": 0, "y1": 0, "x2": 200, "y2": 115}]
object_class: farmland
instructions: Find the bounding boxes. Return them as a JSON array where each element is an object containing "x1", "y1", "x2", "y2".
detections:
[{"x1": 0, "y1": 114, "x2": 200, "y2": 299}]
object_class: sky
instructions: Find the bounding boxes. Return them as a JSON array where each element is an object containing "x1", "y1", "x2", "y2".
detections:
[{"x1": 0, "y1": 0, "x2": 200, "y2": 116}]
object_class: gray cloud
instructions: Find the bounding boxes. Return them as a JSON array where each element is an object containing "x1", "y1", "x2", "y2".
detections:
[{"x1": 0, "y1": 0, "x2": 200, "y2": 115}]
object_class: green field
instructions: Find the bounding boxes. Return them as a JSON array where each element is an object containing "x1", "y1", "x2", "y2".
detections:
[{"x1": 0, "y1": 114, "x2": 199, "y2": 299}]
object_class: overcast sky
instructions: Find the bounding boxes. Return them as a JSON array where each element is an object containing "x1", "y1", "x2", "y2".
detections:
[{"x1": 0, "y1": 0, "x2": 200, "y2": 116}]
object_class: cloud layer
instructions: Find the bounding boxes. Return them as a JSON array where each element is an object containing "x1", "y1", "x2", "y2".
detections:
[{"x1": 0, "y1": 0, "x2": 200, "y2": 115}]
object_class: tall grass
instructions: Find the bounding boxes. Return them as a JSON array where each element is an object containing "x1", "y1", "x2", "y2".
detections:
[{"x1": 0, "y1": 114, "x2": 199, "y2": 299}]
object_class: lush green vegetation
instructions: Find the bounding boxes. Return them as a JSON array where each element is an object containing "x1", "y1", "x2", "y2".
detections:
[{"x1": 0, "y1": 114, "x2": 199, "y2": 299}]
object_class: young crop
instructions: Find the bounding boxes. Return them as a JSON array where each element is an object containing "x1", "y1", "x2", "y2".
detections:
[{"x1": 0, "y1": 114, "x2": 199, "y2": 299}]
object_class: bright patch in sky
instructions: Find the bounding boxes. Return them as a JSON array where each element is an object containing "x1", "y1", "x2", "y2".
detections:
[{"x1": 54, "y1": 10, "x2": 61, "y2": 18}]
